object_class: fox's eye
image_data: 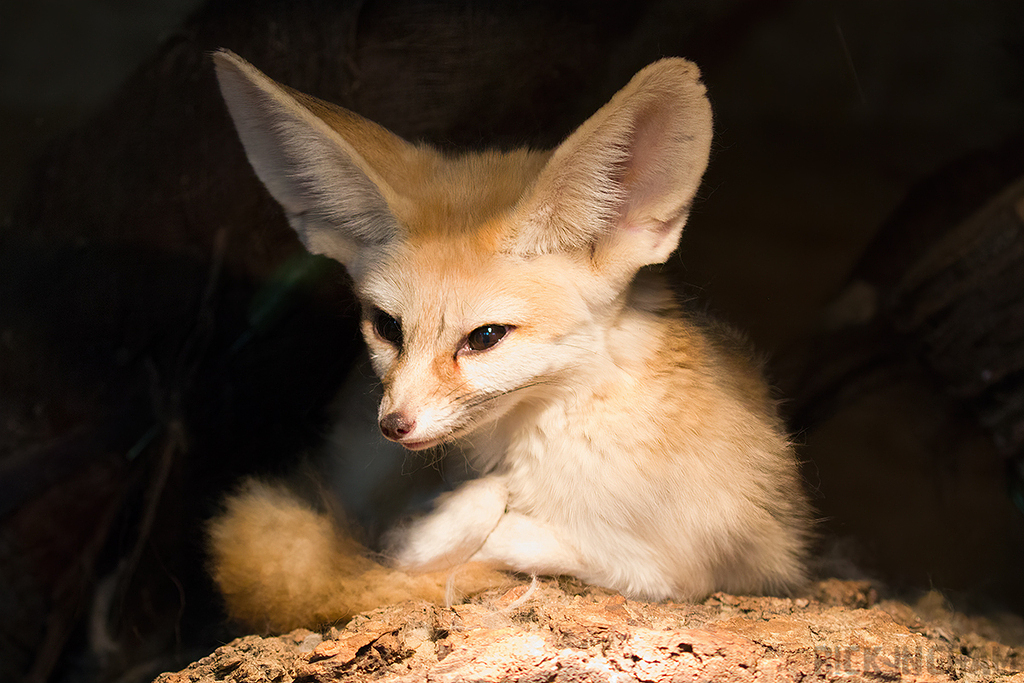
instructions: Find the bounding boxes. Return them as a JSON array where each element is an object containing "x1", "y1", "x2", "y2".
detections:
[
  {"x1": 467, "y1": 324, "x2": 509, "y2": 352},
  {"x1": 372, "y1": 308, "x2": 403, "y2": 347}
]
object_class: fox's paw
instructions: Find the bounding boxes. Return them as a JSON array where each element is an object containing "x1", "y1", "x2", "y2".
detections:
[{"x1": 383, "y1": 475, "x2": 509, "y2": 572}]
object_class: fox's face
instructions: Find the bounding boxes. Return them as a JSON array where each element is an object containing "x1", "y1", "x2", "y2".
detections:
[
  {"x1": 214, "y1": 50, "x2": 713, "y2": 449},
  {"x1": 358, "y1": 235, "x2": 605, "y2": 450}
]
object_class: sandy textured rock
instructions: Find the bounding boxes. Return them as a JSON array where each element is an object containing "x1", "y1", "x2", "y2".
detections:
[{"x1": 154, "y1": 579, "x2": 1022, "y2": 683}]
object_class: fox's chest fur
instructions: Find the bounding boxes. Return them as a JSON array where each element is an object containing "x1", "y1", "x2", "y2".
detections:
[
  {"x1": 209, "y1": 50, "x2": 812, "y2": 631},
  {"x1": 499, "y1": 390, "x2": 689, "y2": 592}
]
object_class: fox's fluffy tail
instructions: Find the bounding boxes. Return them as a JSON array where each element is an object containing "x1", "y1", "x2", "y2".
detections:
[{"x1": 207, "y1": 479, "x2": 507, "y2": 632}]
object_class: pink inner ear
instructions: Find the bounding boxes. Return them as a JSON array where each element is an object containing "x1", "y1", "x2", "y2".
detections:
[{"x1": 617, "y1": 101, "x2": 677, "y2": 235}]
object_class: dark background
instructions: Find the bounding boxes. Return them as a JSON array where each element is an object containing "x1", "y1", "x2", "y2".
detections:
[{"x1": 2, "y1": 1, "x2": 1023, "y2": 681}]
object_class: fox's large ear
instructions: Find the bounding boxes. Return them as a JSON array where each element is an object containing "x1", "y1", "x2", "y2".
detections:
[
  {"x1": 511, "y1": 59, "x2": 712, "y2": 277},
  {"x1": 213, "y1": 49, "x2": 411, "y2": 275}
]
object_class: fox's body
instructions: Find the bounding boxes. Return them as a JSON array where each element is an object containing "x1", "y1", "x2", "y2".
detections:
[{"x1": 210, "y1": 50, "x2": 811, "y2": 631}]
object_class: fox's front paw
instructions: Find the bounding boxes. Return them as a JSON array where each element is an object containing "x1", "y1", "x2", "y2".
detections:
[{"x1": 383, "y1": 476, "x2": 508, "y2": 572}]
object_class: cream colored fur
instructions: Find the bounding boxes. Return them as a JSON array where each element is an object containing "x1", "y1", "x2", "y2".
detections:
[{"x1": 210, "y1": 49, "x2": 811, "y2": 631}]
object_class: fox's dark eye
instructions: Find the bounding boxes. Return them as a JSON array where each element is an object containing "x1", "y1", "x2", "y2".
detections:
[
  {"x1": 372, "y1": 309, "x2": 403, "y2": 347},
  {"x1": 467, "y1": 324, "x2": 509, "y2": 352}
]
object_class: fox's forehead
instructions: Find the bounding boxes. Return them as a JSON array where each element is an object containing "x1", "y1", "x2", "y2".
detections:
[
  {"x1": 390, "y1": 148, "x2": 550, "y2": 241},
  {"x1": 360, "y1": 238, "x2": 586, "y2": 338},
  {"x1": 364, "y1": 240, "x2": 525, "y2": 320},
  {"x1": 354, "y1": 148, "x2": 588, "y2": 336}
]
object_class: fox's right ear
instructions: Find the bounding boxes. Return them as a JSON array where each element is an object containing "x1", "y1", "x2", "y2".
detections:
[
  {"x1": 213, "y1": 49, "x2": 409, "y2": 275},
  {"x1": 510, "y1": 58, "x2": 712, "y2": 282}
]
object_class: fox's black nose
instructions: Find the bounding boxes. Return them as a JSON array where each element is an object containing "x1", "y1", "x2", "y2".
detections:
[{"x1": 379, "y1": 412, "x2": 415, "y2": 441}]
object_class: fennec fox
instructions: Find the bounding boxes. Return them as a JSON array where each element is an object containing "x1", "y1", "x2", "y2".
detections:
[{"x1": 210, "y1": 49, "x2": 810, "y2": 631}]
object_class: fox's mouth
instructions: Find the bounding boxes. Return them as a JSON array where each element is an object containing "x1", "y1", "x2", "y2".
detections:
[
  {"x1": 384, "y1": 385, "x2": 533, "y2": 452},
  {"x1": 399, "y1": 437, "x2": 443, "y2": 451},
  {"x1": 389, "y1": 389, "x2": 532, "y2": 451},
  {"x1": 393, "y1": 423, "x2": 474, "y2": 451}
]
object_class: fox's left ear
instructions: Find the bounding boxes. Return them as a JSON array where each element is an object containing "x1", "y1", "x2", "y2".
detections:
[{"x1": 511, "y1": 59, "x2": 712, "y2": 276}]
